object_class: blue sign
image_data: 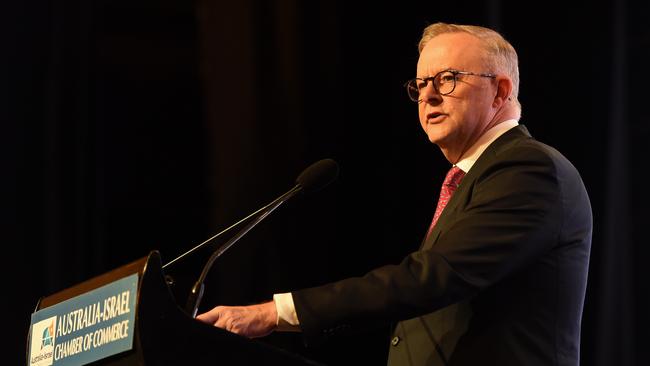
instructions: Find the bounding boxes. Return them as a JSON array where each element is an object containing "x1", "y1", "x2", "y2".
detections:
[{"x1": 28, "y1": 274, "x2": 138, "y2": 366}]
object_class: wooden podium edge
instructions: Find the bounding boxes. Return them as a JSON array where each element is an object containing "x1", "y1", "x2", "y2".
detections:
[{"x1": 36, "y1": 253, "x2": 152, "y2": 310}]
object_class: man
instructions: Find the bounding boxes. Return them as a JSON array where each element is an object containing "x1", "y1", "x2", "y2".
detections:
[{"x1": 196, "y1": 22, "x2": 592, "y2": 366}]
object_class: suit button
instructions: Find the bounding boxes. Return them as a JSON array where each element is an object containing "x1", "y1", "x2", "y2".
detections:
[{"x1": 391, "y1": 336, "x2": 400, "y2": 346}]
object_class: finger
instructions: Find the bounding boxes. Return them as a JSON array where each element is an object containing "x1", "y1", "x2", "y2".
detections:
[
  {"x1": 214, "y1": 310, "x2": 230, "y2": 330},
  {"x1": 196, "y1": 306, "x2": 222, "y2": 324}
]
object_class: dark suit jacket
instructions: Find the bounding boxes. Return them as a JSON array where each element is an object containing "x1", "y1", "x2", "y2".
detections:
[{"x1": 292, "y1": 125, "x2": 592, "y2": 366}]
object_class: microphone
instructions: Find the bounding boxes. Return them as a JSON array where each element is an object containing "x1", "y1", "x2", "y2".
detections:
[
  {"x1": 182, "y1": 158, "x2": 339, "y2": 318},
  {"x1": 163, "y1": 158, "x2": 339, "y2": 270},
  {"x1": 296, "y1": 157, "x2": 339, "y2": 194}
]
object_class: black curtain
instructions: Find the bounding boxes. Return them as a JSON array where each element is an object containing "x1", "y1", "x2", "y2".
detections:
[{"x1": 6, "y1": 1, "x2": 648, "y2": 365}]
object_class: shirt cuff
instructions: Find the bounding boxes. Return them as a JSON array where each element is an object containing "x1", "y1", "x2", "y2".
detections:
[{"x1": 273, "y1": 292, "x2": 301, "y2": 332}]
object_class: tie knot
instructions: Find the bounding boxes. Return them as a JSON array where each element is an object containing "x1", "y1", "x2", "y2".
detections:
[{"x1": 443, "y1": 166, "x2": 465, "y2": 188}]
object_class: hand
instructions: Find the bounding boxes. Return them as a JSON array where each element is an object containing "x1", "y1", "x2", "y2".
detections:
[{"x1": 195, "y1": 301, "x2": 278, "y2": 338}]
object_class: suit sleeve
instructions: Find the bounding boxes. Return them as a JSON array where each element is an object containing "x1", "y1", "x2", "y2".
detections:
[{"x1": 292, "y1": 145, "x2": 565, "y2": 344}]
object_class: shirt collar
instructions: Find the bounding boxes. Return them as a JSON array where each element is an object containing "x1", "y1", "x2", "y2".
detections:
[{"x1": 455, "y1": 119, "x2": 519, "y2": 173}]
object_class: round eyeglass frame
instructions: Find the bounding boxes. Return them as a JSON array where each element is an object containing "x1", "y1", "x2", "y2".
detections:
[{"x1": 404, "y1": 69, "x2": 497, "y2": 103}]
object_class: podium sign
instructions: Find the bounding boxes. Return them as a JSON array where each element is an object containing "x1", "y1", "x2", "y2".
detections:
[
  {"x1": 27, "y1": 251, "x2": 323, "y2": 366},
  {"x1": 28, "y1": 274, "x2": 138, "y2": 366}
]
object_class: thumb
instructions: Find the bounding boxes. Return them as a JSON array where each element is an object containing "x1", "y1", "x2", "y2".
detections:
[{"x1": 195, "y1": 306, "x2": 222, "y2": 324}]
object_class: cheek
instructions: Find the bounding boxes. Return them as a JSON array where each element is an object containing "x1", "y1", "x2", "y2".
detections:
[
  {"x1": 465, "y1": 94, "x2": 491, "y2": 116},
  {"x1": 449, "y1": 100, "x2": 474, "y2": 121},
  {"x1": 418, "y1": 105, "x2": 427, "y2": 127}
]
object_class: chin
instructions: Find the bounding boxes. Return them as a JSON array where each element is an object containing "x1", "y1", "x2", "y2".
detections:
[{"x1": 425, "y1": 127, "x2": 447, "y2": 145}]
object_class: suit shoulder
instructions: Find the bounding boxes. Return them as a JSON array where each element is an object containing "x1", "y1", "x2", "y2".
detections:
[{"x1": 498, "y1": 135, "x2": 579, "y2": 174}]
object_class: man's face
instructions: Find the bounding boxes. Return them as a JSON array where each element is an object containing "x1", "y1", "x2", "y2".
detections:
[{"x1": 417, "y1": 32, "x2": 499, "y2": 162}]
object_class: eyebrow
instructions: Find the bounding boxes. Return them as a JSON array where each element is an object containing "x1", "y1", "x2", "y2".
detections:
[
  {"x1": 418, "y1": 65, "x2": 455, "y2": 75},
  {"x1": 416, "y1": 68, "x2": 452, "y2": 79}
]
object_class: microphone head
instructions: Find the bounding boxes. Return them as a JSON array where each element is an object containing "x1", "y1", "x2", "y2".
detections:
[{"x1": 296, "y1": 158, "x2": 339, "y2": 194}]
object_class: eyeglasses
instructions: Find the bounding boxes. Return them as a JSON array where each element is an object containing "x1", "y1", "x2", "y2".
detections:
[{"x1": 404, "y1": 69, "x2": 497, "y2": 103}]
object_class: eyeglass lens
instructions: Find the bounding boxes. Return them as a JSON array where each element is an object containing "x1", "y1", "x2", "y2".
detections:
[{"x1": 406, "y1": 71, "x2": 456, "y2": 102}]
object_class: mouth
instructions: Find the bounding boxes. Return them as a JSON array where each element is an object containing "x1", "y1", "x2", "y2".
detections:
[{"x1": 426, "y1": 112, "x2": 447, "y2": 124}]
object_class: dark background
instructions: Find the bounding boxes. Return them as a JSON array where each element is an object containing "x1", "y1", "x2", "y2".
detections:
[{"x1": 4, "y1": 0, "x2": 647, "y2": 365}]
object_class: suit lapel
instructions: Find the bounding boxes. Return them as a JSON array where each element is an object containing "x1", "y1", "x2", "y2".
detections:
[{"x1": 420, "y1": 125, "x2": 532, "y2": 251}]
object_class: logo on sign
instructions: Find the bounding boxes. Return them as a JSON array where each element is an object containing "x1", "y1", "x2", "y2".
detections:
[{"x1": 30, "y1": 316, "x2": 57, "y2": 366}]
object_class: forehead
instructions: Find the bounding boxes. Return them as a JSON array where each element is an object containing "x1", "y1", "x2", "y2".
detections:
[{"x1": 416, "y1": 32, "x2": 486, "y2": 76}]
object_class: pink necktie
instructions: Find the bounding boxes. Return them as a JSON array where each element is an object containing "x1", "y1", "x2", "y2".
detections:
[{"x1": 427, "y1": 166, "x2": 466, "y2": 235}]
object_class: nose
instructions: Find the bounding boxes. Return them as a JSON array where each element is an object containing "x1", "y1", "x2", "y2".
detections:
[{"x1": 420, "y1": 83, "x2": 442, "y2": 105}]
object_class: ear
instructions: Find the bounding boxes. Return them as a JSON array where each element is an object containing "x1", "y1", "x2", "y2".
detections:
[{"x1": 492, "y1": 76, "x2": 513, "y2": 108}]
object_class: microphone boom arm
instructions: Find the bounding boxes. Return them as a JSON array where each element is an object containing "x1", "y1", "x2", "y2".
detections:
[{"x1": 185, "y1": 184, "x2": 303, "y2": 318}]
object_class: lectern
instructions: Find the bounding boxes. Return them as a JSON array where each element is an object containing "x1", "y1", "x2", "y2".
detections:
[{"x1": 27, "y1": 251, "x2": 322, "y2": 366}]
